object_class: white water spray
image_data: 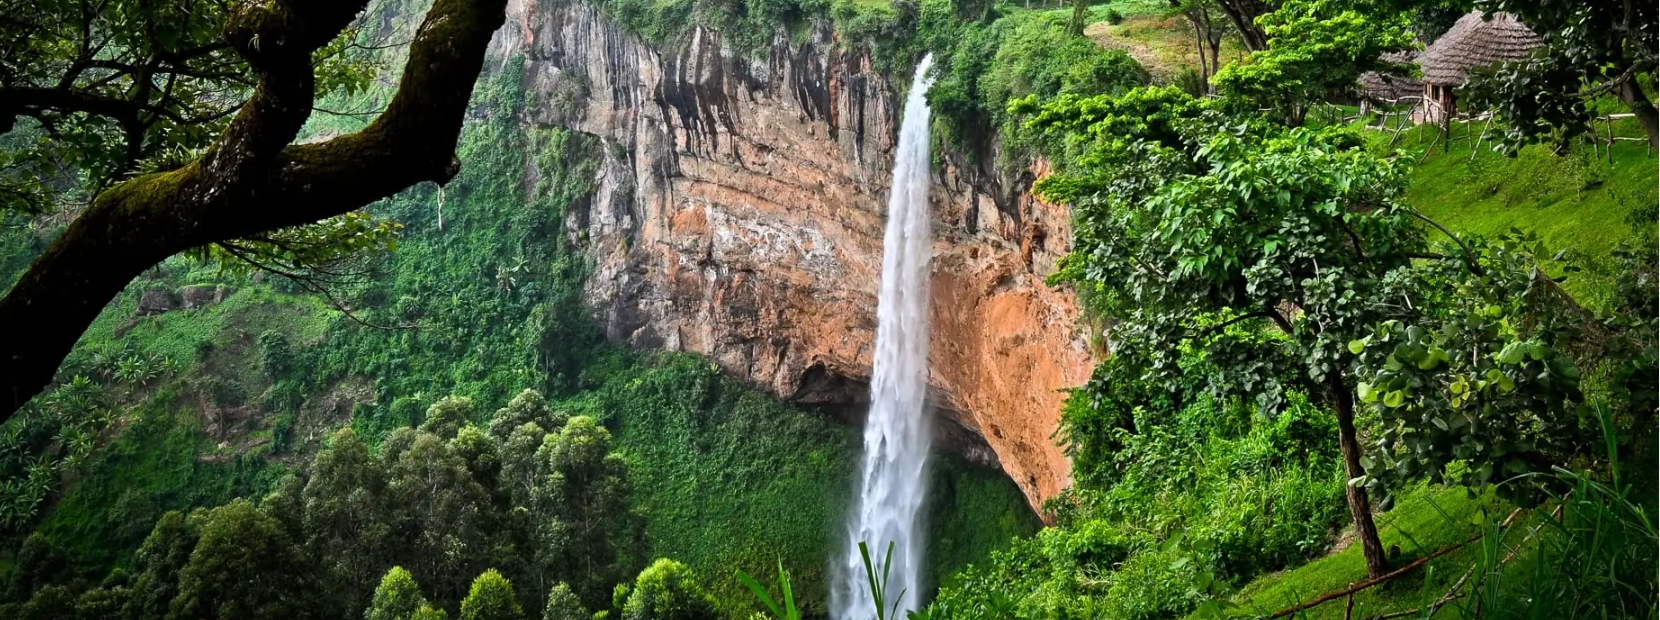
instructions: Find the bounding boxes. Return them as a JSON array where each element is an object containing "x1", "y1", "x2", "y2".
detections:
[{"x1": 833, "y1": 54, "x2": 936, "y2": 620}]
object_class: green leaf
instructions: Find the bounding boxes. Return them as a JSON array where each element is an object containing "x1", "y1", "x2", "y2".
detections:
[
  {"x1": 1383, "y1": 390, "x2": 1405, "y2": 408},
  {"x1": 1356, "y1": 382, "x2": 1377, "y2": 403},
  {"x1": 1348, "y1": 338, "x2": 1367, "y2": 355}
]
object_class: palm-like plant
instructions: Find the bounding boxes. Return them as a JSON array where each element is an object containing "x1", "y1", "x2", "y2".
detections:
[{"x1": 736, "y1": 562, "x2": 800, "y2": 620}]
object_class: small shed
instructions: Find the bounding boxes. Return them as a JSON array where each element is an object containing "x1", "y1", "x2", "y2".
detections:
[
  {"x1": 1358, "y1": 51, "x2": 1423, "y2": 114},
  {"x1": 1416, "y1": 11, "x2": 1542, "y2": 122}
]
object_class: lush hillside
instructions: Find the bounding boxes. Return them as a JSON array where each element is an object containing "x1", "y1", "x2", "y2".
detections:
[
  {"x1": 0, "y1": 0, "x2": 1655, "y2": 619},
  {"x1": 0, "y1": 44, "x2": 1037, "y2": 618}
]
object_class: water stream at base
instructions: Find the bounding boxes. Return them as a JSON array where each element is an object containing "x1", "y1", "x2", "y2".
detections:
[{"x1": 832, "y1": 54, "x2": 936, "y2": 620}]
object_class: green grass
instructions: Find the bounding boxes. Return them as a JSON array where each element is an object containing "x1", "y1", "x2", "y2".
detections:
[
  {"x1": 1397, "y1": 119, "x2": 1657, "y2": 309},
  {"x1": 1216, "y1": 485, "x2": 1513, "y2": 619}
]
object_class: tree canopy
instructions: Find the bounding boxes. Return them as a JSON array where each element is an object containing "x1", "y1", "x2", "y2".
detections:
[{"x1": 0, "y1": 0, "x2": 512, "y2": 421}]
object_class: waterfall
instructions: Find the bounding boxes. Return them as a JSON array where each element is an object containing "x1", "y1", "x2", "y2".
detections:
[{"x1": 833, "y1": 54, "x2": 936, "y2": 620}]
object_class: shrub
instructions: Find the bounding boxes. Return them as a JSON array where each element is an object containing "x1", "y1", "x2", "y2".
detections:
[
  {"x1": 622, "y1": 560, "x2": 718, "y2": 620},
  {"x1": 461, "y1": 570, "x2": 524, "y2": 620}
]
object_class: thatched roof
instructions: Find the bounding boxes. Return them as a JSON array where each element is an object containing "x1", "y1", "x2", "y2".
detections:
[
  {"x1": 1358, "y1": 51, "x2": 1422, "y2": 101},
  {"x1": 1419, "y1": 11, "x2": 1542, "y2": 86}
]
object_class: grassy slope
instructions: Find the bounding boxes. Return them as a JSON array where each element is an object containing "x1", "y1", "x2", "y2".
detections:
[
  {"x1": 1402, "y1": 119, "x2": 1657, "y2": 308},
  {"x1": 1212, "y1": 120, "x2": 1656, "y2": 620}
]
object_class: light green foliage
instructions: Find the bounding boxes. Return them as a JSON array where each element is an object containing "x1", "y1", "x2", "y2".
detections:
[
  {"x1": 622, "y1": 560, "x2": 718, "y2": 620},
  {"x1": 413, "y1": 605, "x2": 452, "y2": 620},
  {"x1": 928, "y1": 9, "x2": 1148, "y2": 168},
  {"x1": 931, "y1": 395, "x2": 1346, "y2": 620},
  {"x1": 1212, "y1": 0, "x2": 1415, "y2": 121},
  {"x1": 183, "y1": 211, "x2": 404, "y2": 282},
  {"x1": 420, "y1": 396, "x2": 478, "y2": 440},
  {"x1": 542, "y1": 583, "x2": 588, "y2": 620},
  {"x1": 461, "y1": 570, "x2": 525, "y2": 620},
  {"x1": 367, "y1": 567, "x2": 431, "y2": 620},
  {"x1": 1404, "y1": 125, "x2": 1659, "y2": 308}
]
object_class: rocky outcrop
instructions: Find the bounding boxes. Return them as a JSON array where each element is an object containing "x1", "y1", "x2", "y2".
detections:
[{"x1": 492, "y1": 0, "x2": 1094, "y2": 513}]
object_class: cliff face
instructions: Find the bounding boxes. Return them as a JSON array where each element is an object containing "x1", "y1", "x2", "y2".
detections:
[{"x1": 490, "y1": 0, "x2": 1093, "y2": 512}]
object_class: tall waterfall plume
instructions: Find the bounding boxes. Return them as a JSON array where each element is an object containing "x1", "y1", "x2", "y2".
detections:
[{"x1": 833, "y1": 54, "x2": 936, "y2": 620}]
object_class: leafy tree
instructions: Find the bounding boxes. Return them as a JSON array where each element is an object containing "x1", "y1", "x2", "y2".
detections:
[
  {"x1": 621, "y1": 560, "x2": 718, "y2": 620},
  {"x1": 451, "y1": 424, "x2": 502, "y2": 488},
  {"x1": 73, "y1": 583, "x2": 130, "y2": 619},
  {"x1": 382, "y1": 429, "x2": 494, "y2": 603},
  {"x1": 257, "y1": 331, "x2": 295, "y2": 381},
  {"x1": 303, "y1": 428, "x2": 392, "y2": 611},
  {"x1": 542, "y1": 583, "x2": 588, "y2": 620},
  {"x1": 16, "y1": 583, "x2": 74, "y2": 620},
  {"x1": 124, "y1": 511, "x2": 199, "y2": 620},
  {"x1": 170, "y1": 499, "x2": 318, "y2": 619},
  {"x1": 413, "y1": 605, "x2": 452, "y2": 620},
  {"x1": 488, "y1": 390, "x2": 563, "y2": 442},
  {"x1": 1209, "y1": 0, "x2": 1276, "y2": 51},
  {"x1": 367, "y1": 567, "x2": 432, "y2": 620},
  {"x1": 421, "y1": 396, "x2": 478, "y2": 440},
  {"x1": 0, "y1": 0, "x2": 514, "y2": 422},
  {"x1": 460, "y1": 570, "x2": 524, "y2": 620},
  {"x1": 1468, "y1": 0, "x2": 1659, "y2": 148},
  {"x1": 1212, "y1": 0, "x2": 1415, "y2": 122},
  {"x1": 537, "y1": 416, "x2": 644, "y2": 605},
  {"x1": 1019, "y1": 87, "x2": 1423, "y2": 577}
]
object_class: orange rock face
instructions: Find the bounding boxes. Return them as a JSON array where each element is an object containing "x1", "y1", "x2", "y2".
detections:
[{"x1": 494, "y1": 1, "x2": 1094, "y2": 513}]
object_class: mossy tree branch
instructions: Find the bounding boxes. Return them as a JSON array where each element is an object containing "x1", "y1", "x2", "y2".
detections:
[{"x1": 0, "y1": 0, "x2": 511, "y2": 420}]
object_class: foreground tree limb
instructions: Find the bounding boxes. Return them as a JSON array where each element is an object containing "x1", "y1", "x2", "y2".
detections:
[{"x1": 0, "y1": 0, "x2": 510, "y2": 421}]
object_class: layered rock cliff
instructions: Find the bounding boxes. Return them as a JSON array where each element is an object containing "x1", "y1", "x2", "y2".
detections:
[{"x1": 490, "y1": 0, "x2": 1094, "y2": 513}]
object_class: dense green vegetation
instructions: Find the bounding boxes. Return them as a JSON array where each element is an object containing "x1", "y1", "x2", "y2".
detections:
[
  {"x1": 1, "y1": 0, "x2": 1656, "y2": 619},
  {"x1": 0, "y1": 15, "x2": 1037, "y2": 619}
]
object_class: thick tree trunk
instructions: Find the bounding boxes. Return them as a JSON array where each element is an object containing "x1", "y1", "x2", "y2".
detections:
[
  {"x1": 0, "y1": 0, "x2": 510, "y2": 422},
  {"x1": 1616, "y1": 77, "x2": 1659, "y2": 150},
  {"x1": 1332, "y1": 376, "x2": 1388, "y2": 578}
]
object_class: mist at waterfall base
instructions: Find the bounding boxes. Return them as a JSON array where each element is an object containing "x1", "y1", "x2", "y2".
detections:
[{"x1": 832, "y1": 55, "x2": 936, "y2": 620}]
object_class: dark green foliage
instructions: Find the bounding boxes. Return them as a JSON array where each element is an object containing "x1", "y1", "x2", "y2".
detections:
[
  {"x1": 168, "y1": 499, "x2": 316, "y2": 620},
  {"x1": 461, "y1": 570, "x2": 525, "y2": 620},
  {"x1": 29, "y1": 397, "x2": 280, "y2": 576},
  {"x1": 622, "y1": 560, "x2": 718, "y2": 620},
  {"x1": 257, "y1": 331, "x2": 294, "y2": 382},
  {"x1": 1465, "y1": 0, "x2": 1658, "y2": 149},
  {"x1": 304, "y1": 58, "x2": 601, "y2": 421}
]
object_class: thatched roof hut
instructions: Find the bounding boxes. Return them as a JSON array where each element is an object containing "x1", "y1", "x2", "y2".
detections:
[
  {"x1": 1416, "y1": 11, "x2": 1541, "y2": 121},
  {"x1": 1419, "y1": 11, "x2": 1542, "y2": 87}
]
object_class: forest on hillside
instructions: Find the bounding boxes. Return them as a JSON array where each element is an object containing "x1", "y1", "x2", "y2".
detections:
[{"x1": 0, "y1": 0, "x2": 1656, "y2": 619}]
